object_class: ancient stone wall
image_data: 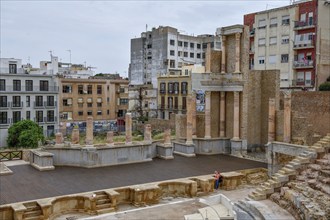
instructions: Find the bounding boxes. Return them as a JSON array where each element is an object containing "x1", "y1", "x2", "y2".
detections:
[
  {"x1": 291, "y1": 91, "x2": 330, "y2": 145},
  {"x1": 210, "y1": 92, "x2": 220, "y2": 137},
  {"x1": 210, "y1": 51, "x2": 221, "y2": 73},
  {"x1": 246, "y1": 70, "x2": 280, "y2": 149},
  {"x1": 135, "y1": 116, "x2": 176, "y2": 133},
  {"x1": 225, "y1": 35, "x2": 236, "y2": 74}
]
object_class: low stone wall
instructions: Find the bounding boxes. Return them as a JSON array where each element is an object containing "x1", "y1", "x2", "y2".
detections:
[
  {"x1": 30, "y1": 150, "x2": 55, "y2": 171},
  {"x1": 173, "y1": 141, "x2": 196, "y2": 157},
  {"x1": 194, "y1": 138, "x2": 231, "y2": 155},
  {"x1": 0, "y1": 168, "x2": 266, "y2": 220}
]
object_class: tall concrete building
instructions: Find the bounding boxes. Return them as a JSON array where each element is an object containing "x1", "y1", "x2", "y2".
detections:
[
  {"x1": 244, "y1": 0, "x2": 330, "y2": 90},
  {"x1": 0, "y1": 58, "x2": 60, "y2": 147},
  {"x1": 129, "y1": 26, "x2": 221, "y2": 118}
]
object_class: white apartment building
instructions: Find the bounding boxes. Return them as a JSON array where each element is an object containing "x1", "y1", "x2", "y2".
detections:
[{"x1": 0, "y1": 58, "x2": 60, "y2": 147}]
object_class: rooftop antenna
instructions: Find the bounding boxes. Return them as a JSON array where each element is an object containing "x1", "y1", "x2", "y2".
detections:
[
  {"x1": 48, "y1": 50, "x2": 53, "y2": 58},
  {"x1": 146, "y1": 24, "x2": 148, "y2": 32}
]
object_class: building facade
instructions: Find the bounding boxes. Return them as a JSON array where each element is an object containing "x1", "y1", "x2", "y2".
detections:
[
  {"x1": 244, "y1": 0, "x2": 330, "y2": 90},
  {"x1": 58, "y1": 78, "x2": 128, "y2": 132},
  {"x1": 0, "y1": 58, "x2": 60, "y2": 147}
]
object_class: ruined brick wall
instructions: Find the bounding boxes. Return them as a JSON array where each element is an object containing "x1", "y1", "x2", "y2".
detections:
[
  {"x1": 291, "y1": 91, "x2": 330, "y2": 145},
  {"x1": 246, "y1": 70, "x2": 280, "y2": 148},
  {"x1": 211, "y1": 92, "x2": 220, "y2": 137},
  {"x1": 210, "y1": 51, "x2": 221, "y2": 73},
  {"x1": 225, "y1": 35, "x2": 236, "y2": 73},
  {"x1": 226, "y1": 92, "x2": 234, "y2": 138}
]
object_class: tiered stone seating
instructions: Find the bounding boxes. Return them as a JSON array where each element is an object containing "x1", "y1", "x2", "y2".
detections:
[{"x1": 22, "y1": 202, "x2": 44, "y2": 220}]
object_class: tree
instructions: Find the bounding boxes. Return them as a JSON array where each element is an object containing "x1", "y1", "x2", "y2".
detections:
[{"x1": 7, "y1": 120, "x2": 45, "y2": 148}]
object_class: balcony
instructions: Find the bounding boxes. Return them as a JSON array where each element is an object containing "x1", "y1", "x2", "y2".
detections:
[
  {"x1": 292, "y1": 79, "x2": 314, "y2": 87},
  {"x1": 0, "y1": 102, "x2": 10, "y2": 109},
  {"x1": 293, "y1": 40, "x2": 315, "y2": 50},
  {"x1": 293, "y1": 60, "x2": 314, "y2": 69},
  {"x1": 2, "y1": 86, "x2": 59, "y2": 93},
  {"x1": 11, "y1": 102, "x2": 24, "y2": 109},
  {"x1": 294, "y1": 21, "x2": 315, "y2": 30}
]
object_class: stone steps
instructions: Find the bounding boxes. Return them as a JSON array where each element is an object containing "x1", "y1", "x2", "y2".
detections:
[
  {"x1": 23, "y1": 202, "x2": 43, "y2": 220},
  {"x1": 248, "y1": 191, "x2": 267, "y2": 201},
  {"x1": 96, "y1": 207, "x2": 115, "y2": 215},
  {"x1": 94, "y1": 191, "x2": 114, "y2": 214},
  {"x1": 96, "y1": 198, "x2": 111, "y2": 205}
]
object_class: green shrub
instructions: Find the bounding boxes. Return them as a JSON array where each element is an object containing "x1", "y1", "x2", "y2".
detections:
[
  {"x1": 153, "y1": 132, "x2": 164, "y2": 140},
  {"x1": 7, "y1": 120, "x2": 44, "y2": 148},
  {"x1": 319, "y1": 82, "x2": 330, "y2": 91}
]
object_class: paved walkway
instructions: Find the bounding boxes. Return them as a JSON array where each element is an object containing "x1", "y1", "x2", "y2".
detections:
[{"x1": 0, "y1": 154, "x2": 266, "y2": 205}]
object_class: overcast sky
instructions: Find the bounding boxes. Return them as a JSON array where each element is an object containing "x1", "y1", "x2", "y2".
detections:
[{"x1": 1, "y1": 0, "x2": 290, "y2": 77}]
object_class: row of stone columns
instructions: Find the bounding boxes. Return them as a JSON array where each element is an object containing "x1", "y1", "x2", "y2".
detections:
[
  {"x1": 203, "y1": 91, "x2": 240, "y2": 140},
  {"x1": 221, "y1": 33, "x2": 241, "y2": 74}
]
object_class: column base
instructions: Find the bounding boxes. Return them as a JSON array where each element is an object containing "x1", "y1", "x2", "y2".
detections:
[
  {"x1": 185, "y1": 140, "x2": 194, "y2": 145},
  {"x1": 204, "y1": 136, "x2": 211, "y2": 139},
  {"x1": 220, "y1": 71, "x2": 226, "y2": 75},
  {"x1": 230, "y1": 138, "x2": 243, "y2": 157},
  {"x1": 233, "y1": 71, "x2": 241, "y2": 74}
]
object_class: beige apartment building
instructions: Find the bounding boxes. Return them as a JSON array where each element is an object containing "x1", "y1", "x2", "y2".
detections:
[
  {"x1": 157, "y1": 64, "x2": 205, "y2": 120},
  {"x1": 58, "y1": 78, "x2": 128, "y2": 131}
]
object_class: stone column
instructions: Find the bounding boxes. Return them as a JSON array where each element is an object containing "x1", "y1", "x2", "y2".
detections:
[
  {"x1": 205, "y1": 43, "x2": 211, "y2": 72},
  {"x1": 204, "y1": 91, "x2": 211, "y2": 139},
  {"x1": 85, "y1": 116, "x2": 94, "y2": 145},
  {"x1": 234, "y1": 33, "x2": 241, "y2": 73},
  {"x1": 186, "y1": 95, "x2": 193, "y2": 145},
  {"x1": 233, "y1": 91, "x2": 240, "y2": 140},
  {"x1": 221, "y1": 36, "x2": 226, "y2": 74},
  {"x1": 175, "y1": 114, "x2": 185, "y2": 141},
  {"x1": 191, "y1": 92, "x2": 197, "y2": 138},
  {"x1": 268, "y1": 98, "x2": 276, "y2": 142},
  {"x1": 55, "y1": 132, "x2": 63, "y2": 144},
  {"x1": 219, "y1": 92, "x2": 226, "y2": 137},
  {"x1": 107, "y1": 131, "x2": 114, "y2": 147},
  {"x1": 125, "y1": 113, "x2": 132, "y2": 144},
  {"x1": 164, "y1": 129, "x2": 172, "y2": 147},
  {"x1": 71, "y1": 128, "x2": 80, "y2": 144},
  {"x1": 284, "y1": 94, "x2": 291, "y2": 143},
  {"x1": 144, "y1": 124, "x2": 152, "y2": 144}
]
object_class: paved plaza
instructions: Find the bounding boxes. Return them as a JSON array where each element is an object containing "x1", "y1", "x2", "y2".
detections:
[{"x1": 0, "y1": 154, "x2": 266, "y2": 205}]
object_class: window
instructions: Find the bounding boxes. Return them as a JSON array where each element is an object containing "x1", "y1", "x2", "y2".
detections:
[
  {"x1": 13, "y1": 80, "x2": 21, "y2": 91},
  {"x1": 190, "y1": 53, "x2": 194, "y2": 58},
  {"x1": 40, "y1": 80, "x2": 49, "y2": 91},
  {"x1": 97, "y1": 85, "x2": 102, "y2": 94},
  {"x1": 87, "y1": 85, "x2": 92, "y2": 94},
  {"x1": 182, "y1": 97, "x2": 186, "y2": 110},
  {"x1": 36, "y1": 111, "x2": 43, "y2": 122},
  {"x1": 61, "y1": 112, "x2": 72, "y2": 120},
  {"x1": 174, "y1": 97, "x2": 178, "y2": 109},
  {"x1": 281, "y1": 35, "x2": 289, "y2": 44},
  {"x1": 97, "y1": 111, "x2": 102, "y2": 115},
  {"x1": 197, "y1": 43, "x2": 201, "y2": 49},
  {"x1": 174, "y1": 82, "x2": 179, "y2": 94},
  {"x1": 185, "y1": 69, "x2": 189, "y2": 75},
  {"x1": 160, "y1": 83, "x2": 166, "y2": 94},
  {"x1": 190, "y1": 42, "x2": 194, "y2": 48},
  {"x1": 170, "y1": 39, "x2": 175, "y2": 46},
  {"x1": 87, "y1": 111, "x2": 93, "y2": 116},
  {"x1": 147, "y1": 44, "x2": 152, "y2": 48},
  {"x1": 63, "y1": 98, "x2": 72, "y2": 106},
  {"x1": 170, "y1": 60, "x2": 175, "y2": 68},
  {"x1": 308, "y1": 12, "x2": 313, "y2": 25},
  {"x1": 168, "y1": 83, "x2": 173, "y2": 94},
  {"x1": 78, "y1": 98, "x2": 83, "y2": 104},
  {"x1": 178, "y1": 41, "x2": 183, "y2": 46},
  {"x1": 78, "y1": 111, "x2": 83, "y2": 116},
  {"x1": 9, "y1": 64, "x2": 17, "y2": 74},
  {"x1": 0, "y1": 80, "x2": 5, "y2": 91},
  {"x1": 297, "y1": 72, "x2": 304, "y2": 82},
  {"x1": 97, "y1": 103, "x2": 102, "y2": 107},
  {"x1": 12, "y1": 96, "x2": 21, "y2": 107},
  {"x1": 202, "y1": 53, "x2": 206, "y2": 59},
  {"x1": 170, "y1": 50, "x2": 175, "y2": 56},
  {"x1": 178, "y1": 51, "x2": 182, "y2": 57},
  {"x1": 0, "y1": 96, "x2": 7, "y2": 107},
  {"x1": 78, "y1": 103, "x2": 83, "y2": 108},
  {"x1": 197, "y1": 53, "x2": 201, "y2": 59},
  {"x1": 258, "y1": 56, "x2": 265, "y2": 64},
  {"x1": 181, "y1": 82, "x2": 188, "y2": 95},
  {"x1": 87, "y1": 103, "x2": 93, "y2": 107},
  {"x1": 13, "y1": 111, "x2": 21, "y2": 123},
  {"x1": 144, "y1": 101, "x2": 148, "y2": 108},
  {"x1": 202, "y1": 43, "x2": 208, "y2": 49},
  {"x1": 62, "y1": 85, "x2": 72, "y2": 93},
  {"x1": 258, "y1": 19, "x2": 266, "y2": 28},
  {"x1": 36, "y1": 96, "x2": 43, "y2": 107},
  {"x1": 281, "y1": 54, "x2": 289, "y2": 63},
  {"x1": 270, "y1": 17, "x2": 277, "y2": 27},
  {"x1": 270, "y1": 37, "x2": 277, "y2": 45},
  {"x1": 168, "y1": 97, "x2": 173, "y2": 109},
  {"x1": 26, "y1": 80, "x2": 33, "y2": 91},
  {"x1": 183, "y1": 52, "x2": 188, "y2": 57},
  {"x1": 268, "y1": 55, "x2": 277, "y2": 64},
  {"x1": 47, "y1": 96, "x2": 55, "y2": 106},
  {"x1": 87, "y1": 98, "x2": 93, "y2": 103},
  {"x1": 258, "y1": 38, "x2": 266, "y2": 46},
  {"x1": 120, "y1": 99, "x2": 128, "y2": 105},
  {"x1": 47, "y1": 110, "x2": 55, "y2": 122},
  {"x1": 26, "y1": 111, "x2": 30, "y2": 120},
  {"x1": 161, "y1": 96, "x2": 165, "y2": 108},
  {"x1": 282, "y1": 15, "x2": 290, "y2": 25},
  {"x1": 184, "y1": 42, "x2": 188, "y2": 47},
  {"x1": 26, "y1": 96, "x2": 30, "y2": 107},
  {"x1": 78, "y1": 85, "x2": 84, "y2": 94},
  {"x1": 107, "y1": 110, "x2": 110, "y2": 115},
  {"x1": 0, "y1": 112, "x2": 7, "y2": 124}
]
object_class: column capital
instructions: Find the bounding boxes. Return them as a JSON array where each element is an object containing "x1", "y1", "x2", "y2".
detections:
[
  {"x1": 235, "y1": 32, "x2": 241, "y2": 40},
  {"x1": 222, "y1": 35, "x2": 226, "y2": 41}
]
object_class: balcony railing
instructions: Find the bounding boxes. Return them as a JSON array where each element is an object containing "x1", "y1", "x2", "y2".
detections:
[
  {"x1": 0, "y1": 102, "x2": 10, "y2": 109},
  {"x1": 293, "y1": 40, "x2": 315, "y2": 49},
  {"x1": 293, "y1": 60, "x2": 314, "y2": 68},
  {"x1": 34, "y1": 101, "x2": 57, "y2": 108},
  {"x1": 294, "y1": 20, "x2": 315, "y2": 30},
  {"x1": 291, "y1": 79, "x2": 314, "y2": 87},
  {"x1": 11, "y1": 102, "x2": 24, "y2": 108},
  {"x1": 158, "y1": 105, "x2": 187, "y2": 111},
  {"x1": 1, "y1": 86, "x2": 59, "y2": 92}
]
